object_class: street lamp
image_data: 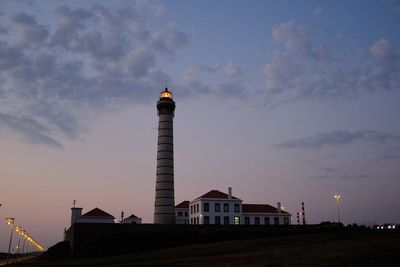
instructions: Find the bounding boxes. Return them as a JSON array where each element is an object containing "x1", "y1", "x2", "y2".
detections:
[
  {"x1": 5, "y1": 218, "x2": 15, "y2": 264},
  {"x1": 15, "y1": 226, "x2": 23, "y2": 262},
  {"x1": 21, "y1": 230, "x2": 27, "y2": 256},
  {"x1": 334, "y1": 195, "x2": 341, "y2": 223}
]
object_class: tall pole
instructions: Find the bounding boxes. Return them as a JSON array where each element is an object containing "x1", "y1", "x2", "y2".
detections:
[
  {"x1": 6, "y1": 218, "x2": 15, "y2": 265},
  {"x1": 15, "y1": 231, "x2": 22, "y2": 262},
  {"x1": 22, "y1": 236, "x2": 26, "y2": 256},
  {"x1": 334, "y1": 195, "x2": 341, "y2": 223},
  {"x1": 154, "y1": 88, "x2": 176, "y2": 224},
  {"x1": 301, "y1": 202, "x2": 306, "y2": 225}
]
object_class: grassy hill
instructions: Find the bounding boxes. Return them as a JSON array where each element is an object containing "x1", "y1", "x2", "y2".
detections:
[{"x1": 13, "y1": 230, "x2": 400, "y2": 267}]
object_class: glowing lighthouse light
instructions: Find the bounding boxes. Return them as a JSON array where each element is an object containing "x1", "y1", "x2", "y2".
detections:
[{"x1": 160, "y1": 89, "x2": 173, "y2": 99}]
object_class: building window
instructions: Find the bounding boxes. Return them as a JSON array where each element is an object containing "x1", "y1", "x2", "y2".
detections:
[
  {"x1": 215, "y1": 203, "x2": 220, "y2": 212},
  {"x1": 234, "y1": 216, "x2": 240, "y2": 225},
  {"x1": 245, "y1": 217, "x2": 250, "y2": 225},
  {"x1": 191, "y1": 218, "x2": 193, "y2": 224},
  {"x1": 204, "y1": 216, "x2": 210, "y2": 225},
  {"x1": 234, "y1": 203, "x2": 240, "y2": 213},
  {"x1": 264, "y1": 217, "x2": 270, "y2": 225},
  {"x1": 204, "y1": 203, "x2": 209, "y2": 212},
  {"x1": 284, "y1": 217, "x2": 289, "y2": 225},
  {"x1": 196, "y1": 203, "x2": 199, "y2": 213},
  {"x1": 224, "y1": 203, "x2": 229, "y2": 212},
  {"x1": 185, "y1": 212, "x2": 188, "y2": 217},
  {"x1": 178, "y1": 211, "x2": 183, "y2": 217},
  {"x1": 255, "y1": 217, "x2": 260, "y2": 225},
  {"x1": 196, "y1": 217, "x2": 199, "y2": 224},
  {"x1": 190, "y1": 205, "x2": 193, "y2": 214},
  {"x1": 224, "y1": 216, "x2": 230, "y2": 225},
  {"x1": 274, "y1": 217, "x2": 279, "y2": 225},
  {"x1": 215, "y1": 216, "x2": 221, "y2": 225}
]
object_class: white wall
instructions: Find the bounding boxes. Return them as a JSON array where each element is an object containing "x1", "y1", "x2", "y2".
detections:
[
  {"x1": 242, "y1": 213, "x2": 291, "y2": 225},
  {"x1": 175, "y1": 208, "x2": 189, "y2": 224},
  {"x1": 189, "y1": 198, "x2": 242, "y2": 225}
]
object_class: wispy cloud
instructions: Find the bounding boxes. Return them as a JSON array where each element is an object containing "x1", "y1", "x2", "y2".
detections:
[
  {"x1": 312, "y1": 7, "x2": 322, "y2": 18},
  {"x1": 202, "y1": 62, "x2": 245, "y2": 78},
  {"x1": 278, "y1": 130, "x2": 400, "y2": 149},
  {"x1": 0, "y1": 113, "x2": 63, "y2": 148},
  {"x1": 272, "y1": 21, "x2": 330, "y2": 61},
  {"x1": 321, "y1": 167, "x2": 335, "y2": 172},
  {"x1": 338, "y1": 174, "x2": 367, "y2": 180},
  {"x1": 378, "y1": 154, "x2": 400, "y2": 160},
  {"x1": 264, "y1": 21, "x2": 400, "y2": 106},
  {"x1": 305, "y1": 173, "x2": 367, "y2": 180},
  {"x1": 0, "y1": 2, "x2": 191, "y2": 146}
]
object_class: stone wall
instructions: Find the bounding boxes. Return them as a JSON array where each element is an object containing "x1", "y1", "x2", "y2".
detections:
[{"x1": 65, "y1": 223, "x2": 316, "y2": 257}]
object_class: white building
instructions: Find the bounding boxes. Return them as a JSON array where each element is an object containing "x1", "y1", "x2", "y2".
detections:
[
  {"x1": 189, "y1": 188, "x2": 243, "y2": 225},
  {"x1": 175, "y1": 201, "x2": 189, "y2": 224},
  {"x1": 78, "y1": 207, "x2": 116, "y2": 223},
  {"x1": 123, "y1": 214, "x2": 142, "y2": 224},
  {"x1": 176, "y1": 188, "x2": 291, "y2": 225},
  {"x1": 242, "y1": 203, "x2": 290, "y2": 225},
  {"x1": 70, "y1": 206, "x2": 142, "y2": 226}
]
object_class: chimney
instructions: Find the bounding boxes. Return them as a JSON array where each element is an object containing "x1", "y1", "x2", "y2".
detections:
[
  {"x1": 228, "y1": 187, "x2": 232, "y2": 199},
  {"x1": 277, "y1": 202, "x2": 281, "y2": 213},
  {"x1": 71, "y1": 207, "x2": 82, "y2": 226}
]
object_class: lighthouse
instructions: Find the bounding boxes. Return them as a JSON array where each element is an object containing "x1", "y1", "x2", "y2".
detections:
[{"x1": 154, "y1": 88, "x2": 176, "y2": 224}]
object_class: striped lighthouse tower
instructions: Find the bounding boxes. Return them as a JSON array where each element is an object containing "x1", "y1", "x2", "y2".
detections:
[{"x1": 154, "y1": 88, "x2": 176, "y2": 224}]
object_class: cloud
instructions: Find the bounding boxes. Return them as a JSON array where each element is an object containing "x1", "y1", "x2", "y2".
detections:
[
  {"x1": 360, "y1": 39, "x2": 400, "y2": 92},
  {"x1": 278, "y1": 130, "x2": 400, "y2": 149},
  {"x1": 217, "y1": 83, "x2": 246, "y2": 98},
  {"x1": 378, "y1": 154, "x2": 400, "y2": 160},
  {"x1": 263, "y1": 51, "x2": 304, "y2": 94},
  {"x1": 126, "y1": 48, "x2": 156, "y2": 78},
  {"x1": 202, "y1": 62, "x2": 245, "y2": 78},
  {"x1": 0, "y1": 3, "x2": 191, "y2": 147},
  {"x1": 0, "y1": 41, "x2": 24, "y2": 69},
  {"x1": 392, "y1": 5, "x2": 400, "y2": 13},
  {"x1": 272, "y1": 21, "x2": 330, "y2": 60},
  {"x1": 321, "y1": 167, "x2": 335, "y2": 172},
  {"x1": 305, "y1": 173, "x2": 367, "y2": 180},
  {"x1": 147, "y1": 25, "x2": 191, "y2": 57},
  {"x1": 312, "y1": 7, "x2": 322, "y2": 18},
  {"x1": 182, "y1": 65, "x2": 200, "y2": 82},
  {"x1": 370, "y1": 39, "x2": 396, "y2": 60},
  {"x1": 0, "y1": 113, "x2": 63, "y2": 148},
  {"x1": 10, "y1": 13, "x2": 49, "y2": 45},
  {"x1": 338, "y1": 174, "x2": 367, "y2": 180},
  {"x1": 264, "y1": 22, "x2": 400, "y2": 105}
]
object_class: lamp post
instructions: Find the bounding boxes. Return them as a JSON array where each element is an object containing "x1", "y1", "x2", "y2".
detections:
[
  {"x1": 21, "y1": 231, "x2": 27, "y2": 257},
  {"x1": 15, "y1": 226, "x2": 22, "y2": 262},
  {"x1": 5, "y1": 218, "x2": 15, "y2": 264},
  {"x1": 334, "y1": 195, "x2": 341, "y2": 223}
]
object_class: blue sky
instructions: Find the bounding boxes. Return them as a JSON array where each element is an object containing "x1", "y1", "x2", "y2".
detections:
[{"x1": 0, "y1": 0, "x2": 399, "y2": 251}]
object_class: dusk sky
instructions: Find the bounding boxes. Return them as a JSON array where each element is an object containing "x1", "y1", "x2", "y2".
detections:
[{"x1": 1, "y1": 0, "x2": 400, "y2": 251}]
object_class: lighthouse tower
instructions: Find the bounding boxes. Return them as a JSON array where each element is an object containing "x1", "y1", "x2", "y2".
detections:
[{"x1": 154, "y1": 88, "x2": 176, "y2": 224}]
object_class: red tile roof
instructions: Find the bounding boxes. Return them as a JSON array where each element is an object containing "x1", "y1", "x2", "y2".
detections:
[
  {"x1": 195, "y1": 190, "x2": 240, "y2": 200},
  {"x1": 242, "y1": 204, "x2": 289, "y2": 214},
  {"x1": 81, "y1": 207, "x2": 115, "y2": 218},
  {"x1": 175, "y1": 201, "x2": 189, "y2": 208}
]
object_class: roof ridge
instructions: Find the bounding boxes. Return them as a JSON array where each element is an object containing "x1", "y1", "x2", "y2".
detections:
[{"x1": 82, "y1": 207, "x2": 115, "y2": 218}]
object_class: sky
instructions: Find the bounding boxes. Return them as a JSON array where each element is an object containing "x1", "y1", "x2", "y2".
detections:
[{"x1": 0, "y1": 0, "x2": 400, "y2": 252}]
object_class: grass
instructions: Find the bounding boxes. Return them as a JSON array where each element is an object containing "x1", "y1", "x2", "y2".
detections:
[{"x1": 12, "y1": 230, "x2": 400, "y2": 267}]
